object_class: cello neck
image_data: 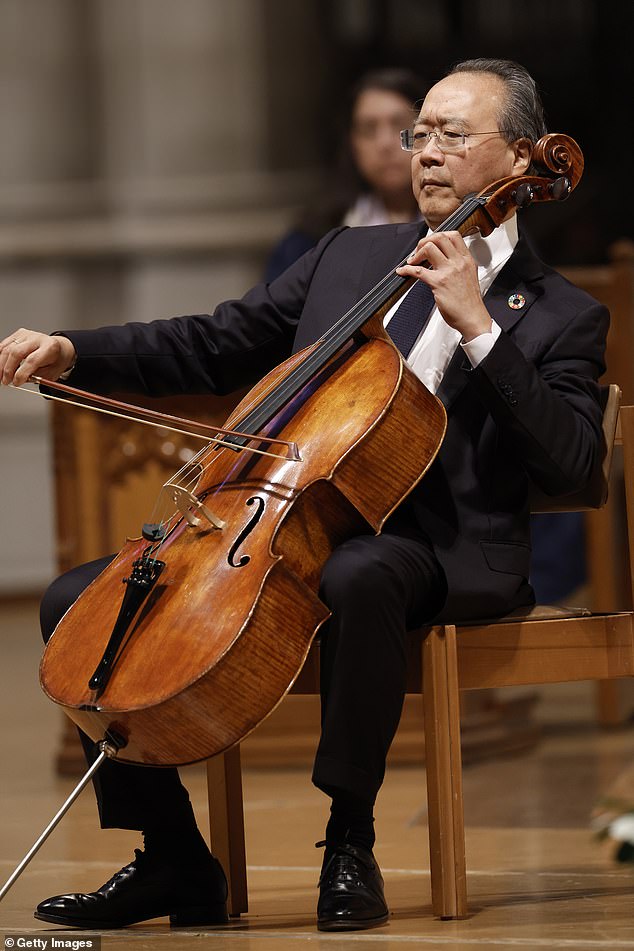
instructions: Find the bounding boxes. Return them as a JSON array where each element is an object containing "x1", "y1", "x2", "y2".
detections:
[{"x1": 236, "y1": 194, "x2": 487, "y2": 439}]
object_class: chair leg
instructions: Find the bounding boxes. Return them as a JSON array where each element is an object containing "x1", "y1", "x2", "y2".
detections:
[
  {"x1": 206, "y1": 746, "x2": 248, "y2": 916},
  {"x1": 422, "y1": 623, "x2": 468, "y2": 919}
]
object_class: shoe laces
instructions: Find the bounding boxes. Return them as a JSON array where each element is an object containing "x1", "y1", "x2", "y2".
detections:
[
  {"x1": 96, "y1": 850, "x2": 146, "y2": 894},
  {"x1": 316, "y1": 841, "x2": 371, "y2": 888}
]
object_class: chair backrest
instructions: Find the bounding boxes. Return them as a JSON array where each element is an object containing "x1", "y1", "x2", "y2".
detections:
[
  {"x1": 530, "y1": 382, "x2": 622, "y2": 514},
  {"x1": 559, "y1": 241, "x2": 634, "y2": 404}
]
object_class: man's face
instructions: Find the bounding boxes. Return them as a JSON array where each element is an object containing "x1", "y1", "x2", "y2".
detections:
[{"x1": 411, "y1": 72, "x2": 529, "y2": 230}]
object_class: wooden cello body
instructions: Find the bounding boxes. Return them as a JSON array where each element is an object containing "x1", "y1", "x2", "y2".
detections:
[
  {"x1": 40, "y1": 327, "x2": 445, "y2": 765},
  {"x1": 39, "y1": 133, "x2": 584, "y2": 767}
]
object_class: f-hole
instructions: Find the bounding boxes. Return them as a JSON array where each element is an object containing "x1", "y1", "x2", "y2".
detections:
[{"x1": 227, "y1": 496, "x2": 266, "y2": 568}]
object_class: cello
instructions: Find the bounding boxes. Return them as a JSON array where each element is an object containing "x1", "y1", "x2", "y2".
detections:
[
  {"x1": 0, "y1": 132, "x2": 583, "y2": 896},
  {"x1": 39, "y1": 133, "x2": 583, "y2": 766}
]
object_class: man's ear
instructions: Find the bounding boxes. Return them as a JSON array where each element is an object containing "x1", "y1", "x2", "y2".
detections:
[{"x1": 512, "y1": 137, "x2": 533, "y2": 175}]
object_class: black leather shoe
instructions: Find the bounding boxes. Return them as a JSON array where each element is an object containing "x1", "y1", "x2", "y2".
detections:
[
  {"x1": 317, "y1": 842, "x2": 389, "y2": 931},
  {"x1": 34, "y1": 848, "x2": 228, "y2": 929}
]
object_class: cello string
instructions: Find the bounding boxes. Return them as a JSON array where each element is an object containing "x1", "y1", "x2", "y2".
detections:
[
  {"x1": 149, "y1": 446, "x2": 216, "y2": 551},
  {"x1": 230, "y1": 196, "x2": 488, "y2": 441},
  {"x1": 143, "y1": 441, "x2": 239, "y2": 559},
  {"x1": 10, "y1": 381, "x2": 303, "y2": 557},
  {"x1": 9, "y1": 216, "x2": 444, "y2": 545},
  {"x1": 140, "y1": 445, "x2": 233, "y2": 556},
  {"x1": 147, "y1": 201, "x2": 482, "y2": 545},
  {"x1": 144, "y1": 217, "x2": 474, "y2": 531},
  {"x1": 152, "y1": 431, "x2": 266, "y2": 558}
]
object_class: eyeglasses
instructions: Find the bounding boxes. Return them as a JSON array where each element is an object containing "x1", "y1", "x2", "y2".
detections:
[{"x1": 400, "y1": 129, "x2": 504, "y2": 154}]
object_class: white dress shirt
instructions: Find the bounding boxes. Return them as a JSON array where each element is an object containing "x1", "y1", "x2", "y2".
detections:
[{"x1": 384, "y1": 215, "x2": 519, "y2": 394}]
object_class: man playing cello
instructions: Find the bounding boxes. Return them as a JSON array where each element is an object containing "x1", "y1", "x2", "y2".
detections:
[{"x1": 0, "y1": 58, "x2": 608, "y2": 932}]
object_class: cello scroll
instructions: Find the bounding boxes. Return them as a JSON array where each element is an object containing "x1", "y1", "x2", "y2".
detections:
[{"x1": 459, "y1": 132, "x2": 584, "y2": 238}]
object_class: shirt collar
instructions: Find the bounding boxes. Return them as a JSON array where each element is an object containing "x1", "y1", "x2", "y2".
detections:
[{"x1": 463, "y1": 214, "x2": 519, "y2": 280}]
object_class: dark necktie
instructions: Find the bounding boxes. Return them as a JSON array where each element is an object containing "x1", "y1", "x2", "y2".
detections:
[{"x1": 386, "y1": 280, "x2": 435, "y2": 358}]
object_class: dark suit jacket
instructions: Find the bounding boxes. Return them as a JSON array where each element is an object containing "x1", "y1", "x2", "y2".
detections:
[{"x1": 63, "y1": 221, "x2": 608, "y2": 621}]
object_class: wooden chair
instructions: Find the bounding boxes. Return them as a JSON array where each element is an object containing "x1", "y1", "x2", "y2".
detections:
[
  {"x1": 207, "y1": 384, "x2": 634, "y2": 919},
  {"x1": 560, "y1": 240, "x2": 634, "y2": 724}
]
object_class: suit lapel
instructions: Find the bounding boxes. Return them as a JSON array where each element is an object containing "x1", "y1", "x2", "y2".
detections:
[
  {"x1": 358, "y1": 222, "x2": 425, "y2": 299},
  {"x1": 347, "y1": 224, "x2": 546, "y2": 413},
  {"x1": 484, "y1": 234, "x2": 544, "y2": 333}
]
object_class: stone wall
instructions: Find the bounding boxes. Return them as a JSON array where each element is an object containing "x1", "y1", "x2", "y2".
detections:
[{"x1": 0, "y1": 0, "x2": 325, "y2": 593}]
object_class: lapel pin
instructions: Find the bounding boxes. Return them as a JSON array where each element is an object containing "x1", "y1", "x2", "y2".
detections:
[{"x1": 508, "y1": 293, "x2": 526, "y2": 310}]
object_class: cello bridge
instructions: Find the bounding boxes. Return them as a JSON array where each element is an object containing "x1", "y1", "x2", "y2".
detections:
[{"x1": 165, "y1": 482, "x2": 225, "y2": 530}]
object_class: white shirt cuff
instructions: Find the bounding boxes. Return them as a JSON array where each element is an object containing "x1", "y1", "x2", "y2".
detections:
[{"x1": 461, "y1": 320, "x2": 501, "y2": 367}]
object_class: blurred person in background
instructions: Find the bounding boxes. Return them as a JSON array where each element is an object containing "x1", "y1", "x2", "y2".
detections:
[{"x1": 265, "y1": 67, "x2": 426, "y2": 281}]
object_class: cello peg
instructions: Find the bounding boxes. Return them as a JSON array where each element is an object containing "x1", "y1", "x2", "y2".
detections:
[
  {"x1": 549, "y1": 176, "x2": 571, "y2": 201},
  {"x1": 513, "y1": 182, "x2": 534, "y2": 207}
]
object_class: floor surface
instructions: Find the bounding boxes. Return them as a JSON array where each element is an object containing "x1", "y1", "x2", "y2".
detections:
[{"x1": 2, "y1": 597, "x2": 634, "y2": 950}]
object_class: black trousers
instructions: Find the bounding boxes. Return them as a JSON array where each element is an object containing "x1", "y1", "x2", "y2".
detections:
[{"x1": 40, "y1": 526, "x2": 446, "y2": 831}]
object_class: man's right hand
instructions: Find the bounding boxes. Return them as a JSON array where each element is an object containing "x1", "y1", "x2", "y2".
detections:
[{"x1": 0, "y1": 329, "x2": 77, "y2": 387}]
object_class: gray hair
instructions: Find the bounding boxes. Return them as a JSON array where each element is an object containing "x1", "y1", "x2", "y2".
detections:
[{"x1": 449, "y1": 58, "x2": 547, "y2": 145}]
